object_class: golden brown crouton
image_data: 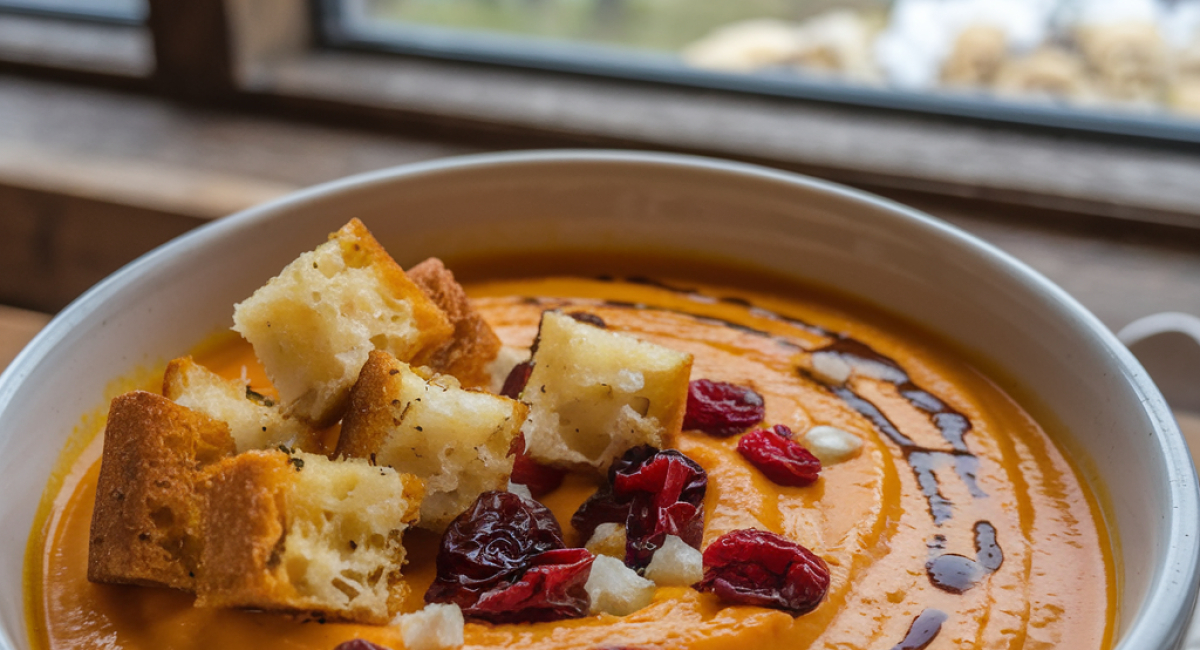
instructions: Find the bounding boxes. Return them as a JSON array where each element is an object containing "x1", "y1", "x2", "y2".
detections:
[
  {"x1": 195, "y1": 450, "x2": 424, "y2": 624},
  {"x1": 521, "y1": 311, "x2": 693, "y2": 475},
  {"x1": 88, "y1": 391, "x2": 236, "y2": 590},
  {"x1": 338, "y1": 350, "x2": 527, "y2": 531},
  {"x1": 163, "y1": 356, "x2": 318, "y2": 453},
  {"x1": 406, "y1": 257, "x2": 502, "y2": 388},
  {"x1": 232, "y1": 219, "x2": 454, "y2": 426}
]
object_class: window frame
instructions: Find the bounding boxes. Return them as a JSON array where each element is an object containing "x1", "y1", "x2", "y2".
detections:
[{"x1": 312, "y1": 0, "x2": 1200, "y2": 146}]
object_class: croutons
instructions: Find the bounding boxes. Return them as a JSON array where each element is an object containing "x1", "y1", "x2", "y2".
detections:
[
  {"x1": 88, "y1": 391, "x2": 236, "y2": 590},
  {"x1": 406, "y1": 257, "x2": 502, "y2": 389},
  {"x1": 232, "y1": 218, "x2": 453, "y2": 426},
  {"x1": 163, "y1": 356, "x2": 316, "y2": 453},
  {"x1": 195, "y1": 450, "x2": 424, "y2": 624},
  {"x1": 520, "y1": 311, "x2": 693, "y2": 474},
  {"x1": 337, "y1": 350, "x2": 527, "y2": 531}
]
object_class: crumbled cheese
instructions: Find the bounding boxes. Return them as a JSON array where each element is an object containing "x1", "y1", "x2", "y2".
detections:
[
  {"x1": 810, "y1": 352, "x2": 852, "y2": 385},
  {"x1": 506, "y1": 481, "x2": 533, "y2": 500},
  {"x1": 584, "y1": 555, "x2": 656, "y2": 616},
  {"x1": 803, "y1": 425, "x2": 863, "y2": 465},
  {"x1": 395, "y1": 603, "x2": 465, "y2": 650},
  {"x1": 644, "y1": 535, "x2": 704, "y2": 587},
  {"x1": 585, "y1": 522, "x2": 627, "y2": 559}
]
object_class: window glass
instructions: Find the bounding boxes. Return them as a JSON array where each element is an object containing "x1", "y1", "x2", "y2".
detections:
[
  {"x1": 0, "y1": 0, "x2": 146, "y2": 24},
  {"x1": 326, "y1": 0, "x2": 1200, "y2": 139}
]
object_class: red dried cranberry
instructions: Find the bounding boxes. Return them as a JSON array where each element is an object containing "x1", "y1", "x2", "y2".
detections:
[
  {"x1": 510, "y1": 434, "x2": 566, "y2": 497},
  {"x1": 466, "y1": 548, "x2": 595, "y2": 624},
  {"x1": 683, "y1": 379, "x2": 765, "y2": 437},
  {"x1": 616, "y1": 449, "x2": 707, "y2": 568},
  {"x1": 500, "y1": 361, "x2": 533, "y2": 399},
  {"x1": 571, "y1": 446, "x2": 707, "y2": 569},
  {"x1": 570, "y1": 445, "x2": 660, "y2": 540},
  {"x1": 737, "y1": 426, "x2": 822, "y2": 487},
  {"x1": 570, "y1": 483, "x2": 628, "y2": 542},
  {"x1": 696, "y1": 529, "x2": 829, "y2": 616},
  {"x1": 426, "y1": 491, "x2": 565, "y2": 611},
  {"x1": 333, "y1": 641, "x2": 391, "y2": 650}
]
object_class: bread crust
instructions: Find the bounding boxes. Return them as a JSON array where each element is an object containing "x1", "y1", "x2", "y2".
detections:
[
  {"x1": 407, "y1": 257, "x2": 502, "y2": 388},
  {"x1": 88, "y1": 391, "x2": 236, "y2": 589}
]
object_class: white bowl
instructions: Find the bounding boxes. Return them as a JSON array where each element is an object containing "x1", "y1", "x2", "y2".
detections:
[{"x1": 1, "y1": 150, "x2": 1195, "y2": 649}]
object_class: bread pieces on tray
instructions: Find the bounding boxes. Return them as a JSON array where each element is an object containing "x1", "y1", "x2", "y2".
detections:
[
  {"x1": 338, "y1": 350, "x2": 527, "y2": 531},
  {"x1": 88, "y1": 391, "x2": 237, "y2": 590},
  {"x1": 232, "y1": 218, "x2": 454, "y2": 427}
]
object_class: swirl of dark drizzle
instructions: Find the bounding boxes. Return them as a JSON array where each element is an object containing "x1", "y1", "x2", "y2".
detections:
[{"x1": 533, "y1": 277, "x2": 1005, "y2": 614}]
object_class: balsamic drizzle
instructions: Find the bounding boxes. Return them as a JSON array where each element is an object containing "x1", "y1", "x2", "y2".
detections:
[
  {"x1": 925, "y1": 522, "x2": 1004, "y2": 594},
  {"x1": 891, "y1": 609, "x2": 948, "y2": 650}
]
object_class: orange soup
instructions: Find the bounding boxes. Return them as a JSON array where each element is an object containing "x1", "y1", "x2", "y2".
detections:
[{"x1": 26, "y1": 275, "x2": 1114, "y2": 650}]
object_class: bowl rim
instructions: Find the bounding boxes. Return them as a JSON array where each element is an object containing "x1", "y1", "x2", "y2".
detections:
[{"x1": 3, "y1": 149, "x2": 1196, "y2": 649}]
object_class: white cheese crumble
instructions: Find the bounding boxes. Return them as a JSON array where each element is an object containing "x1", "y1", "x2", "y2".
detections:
[
  {"x1": 394, "y1": 603, "x2": 464, "y2": 650},
  {"x1": 585, "y1": 522, "x2": 627, "y2": 559},
  {"x1": 811, "y1": 351, "x2": 852, "y2": 385},
  {"x1": 506, "y1": 481, "x2": 533, "y2": 500},
  {"x1": 803, "y1": 425, "x2": 864, "y2": 465},
  {"x1": 584, "y1": 555, "x2": 656, "y2": 616},
  {"x1": 644, "y1": 535, "x2": 704, "y2": 587}
]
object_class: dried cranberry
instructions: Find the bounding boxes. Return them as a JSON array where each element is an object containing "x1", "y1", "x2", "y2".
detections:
[
  {"x1": 737, "y1": 426, "x2": 822, "y2": 487},
  {"x1": 500, "y1": 361, "x2": 533, "y2": 399},
  {"x1": 571, "y1": 445, "x2": 660, "y2": 540},
  {"x1": 509, "y1": 434, "x2": 566, "y2": 497},
  {"x1": 467, "y1": 548, "x2": 595, "y2": 623},
  {"x1": 683, "y1": 379, "x2": 765, "y2": 437},
  {"x1": 426, "y1": 491, "x2": 565, "y2": 609},
  {"x1": 616, "y1": 450, "x2": 707, "y2": 568},
  {"x1": 570, "y1": 483, "x2": 628, "y2": 542},
  {"x1": 333, "y1": 641, "x2": 391, "y2": 650},
  {"x1": 696, "y1": 529, "x2": 829, "y2": 616},
  {"x1": 571, "y1": 446, "x2": 707, "y2": 570}
]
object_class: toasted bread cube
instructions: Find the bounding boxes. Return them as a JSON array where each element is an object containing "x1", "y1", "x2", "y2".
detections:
[
  {"x1": 196, "y1": 450, "x2": 424, "y2": 624},
  {"x1": 338, "y1": 350, "x2": 527, "y2": 531},
  {"x1": 88, "y1": 391, "x2": 236, "y2": 590},
  {"x1": 163, "y1": 356, "x2": 317, "y2": 453},
  {"x1": 407, "y1": 257, "x2": 502, "y2": 389},
  {"x1": 521, "y1": 311, "x2": 693, "y2": 474},
  {"x1": 232, "y1": 219, "x2": 454, "y2": 426}
]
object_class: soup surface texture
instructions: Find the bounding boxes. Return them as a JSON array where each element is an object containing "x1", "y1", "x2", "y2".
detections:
[{"x1": 27, "y1": 275, "x2": 1114, "y2": 650}]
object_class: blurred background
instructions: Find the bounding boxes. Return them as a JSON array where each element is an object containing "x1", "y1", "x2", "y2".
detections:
[{"x1": 0, "y1": 0, "x2": 1197, "y2": 436}]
